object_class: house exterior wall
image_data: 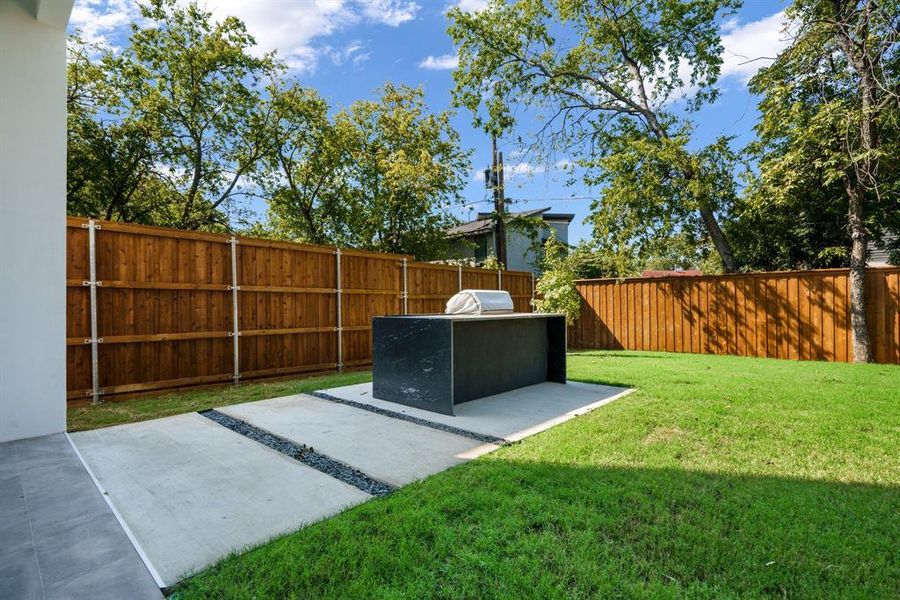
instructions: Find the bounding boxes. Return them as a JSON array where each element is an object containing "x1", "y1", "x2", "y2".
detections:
[
  {"x1": 506, "y1": 220, "x2": 570, "y2": 274},
  {"x1": 0, "y1": 0, "x2": 70, "y2": 441}
]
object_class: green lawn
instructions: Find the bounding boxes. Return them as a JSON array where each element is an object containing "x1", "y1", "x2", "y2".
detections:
[
  {"x1": 67, "y1": 371, "x2": 372, "y2": 432},
  {"x1": 167, "y1": 351, "x2": 898, "y2": 598}
]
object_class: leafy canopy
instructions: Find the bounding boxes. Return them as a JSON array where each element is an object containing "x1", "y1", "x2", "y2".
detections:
[
  {"x1": 734, "y1": 0, "x2": 899, "y2": 269},
  {"x1": 448, "y1": 0, "x2": 742, "y2": 273},
  {"x1": 264, "y1": 84, "x2": 471, "y2": 259}
]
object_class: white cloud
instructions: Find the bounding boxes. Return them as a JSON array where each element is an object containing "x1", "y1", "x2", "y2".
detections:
[
  {"x1": 720, "y1": 11, "x2": 791, "y2": 83},
  {"x1": 69, "y1": 0, "x2": 418, "y2": 73},
  {"x1": 450, "y1": 0, "x2": 489, "y2": 12},
  {"x1": 360, "y1": 0, "x2": 420, "y2": 26},
  {"x1": 473, "y1": 162, "x2": 544, "y2": 181},
  {"x1": 419, "y1": 53, "x2": 459, "y2": 70},
  {"x1": 505, "y1": 162, "x2": 545, "y2": 179},
  {"x1": 68, "y1": 0, "x2": 142, "y2": 48},
  {"x1": 203, "y1": 0, "x2": 356, "y2": 72},
  {"x1": 322, "y1": 41, "x2": 371, "y2": 66}
]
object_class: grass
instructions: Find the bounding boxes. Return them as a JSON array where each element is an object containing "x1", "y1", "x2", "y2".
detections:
[
  {"x1": 170, "y1": 351, "x2": 899, "y2": 599},
  {"x1": 67, "y1": 371, "x2": 372, "y2": 432}
]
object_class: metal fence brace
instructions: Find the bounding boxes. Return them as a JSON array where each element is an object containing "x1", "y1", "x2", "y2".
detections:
[
  {"x1": 401, "y1": 258, "x2": 408, "y2": 315},
  {"x1": 458, "y1": 265, "x2": 463, "y2": 291},
  {"x1": 531, "y1": 272, "x2": 536, "y2": 299},
  {"x1": 228, "y1": 236, "x2": 241, "y2": 384},
  {"x1": 497, "y1": 269, "x2": 502, "y2": 289},
  {"x1": 335, "y1": 248, "x2": 343, "y2": 371},
  {"x1": 81, "y1": 219, "x2": 103, "y2": 404}
]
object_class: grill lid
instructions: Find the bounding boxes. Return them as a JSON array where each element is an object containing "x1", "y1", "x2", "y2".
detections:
[{"x1": 445, "y1": 289, "x2": 514, "y2": 315}]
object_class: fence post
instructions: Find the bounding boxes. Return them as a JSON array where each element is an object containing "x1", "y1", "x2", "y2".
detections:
[
  {"x1": 458, "y1": 265, "x2": 463, "y2": 291},
  {"x1": 531, "y1": 272, "x2": 536, "y2": 299},
  {"x1": 497, "y1": 269, "x2": 502, "y2": 289},
  {"x1": 228, "y1": 236, "x2": 241, "y2": 384},
  {"x1": 335, "y1": 248, "x2": 343, "y2": 371},
  {"x1": 81, "y1": 219, "x2": 103, "y2": 404},
  {"x1": 401, "y1": 257, "x2": 408, "y2": 315}
]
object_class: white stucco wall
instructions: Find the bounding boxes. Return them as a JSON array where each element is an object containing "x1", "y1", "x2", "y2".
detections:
[{"x1": 0, "y1": 0, "x2": 71, "y2": 441}]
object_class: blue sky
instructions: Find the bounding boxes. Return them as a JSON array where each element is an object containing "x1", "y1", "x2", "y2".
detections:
[{"x1": 69, "y1": 0, "x2": 791, "y2": 243}]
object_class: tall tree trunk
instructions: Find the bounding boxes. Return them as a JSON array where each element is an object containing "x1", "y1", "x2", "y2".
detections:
[
  {"x1": 699, "y1": 205, "x2": 736, "y2": 273},
  {"x1": 833, "y1": 0, "x2": 878, "y2": 362},
  {"x1": 847, "y1": 180, "x2": 873, "y2": 362},
  {"x1": 847, "y1": 67, "x2": 876, "y2": 363}
]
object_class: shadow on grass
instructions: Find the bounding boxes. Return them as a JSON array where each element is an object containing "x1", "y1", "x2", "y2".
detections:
[{"x1": 175, "y1": 461, "x2": 899, "y2": 599}]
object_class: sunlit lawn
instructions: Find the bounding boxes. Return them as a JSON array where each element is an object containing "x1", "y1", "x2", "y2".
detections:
[{"x1": 169, "y1": 351, "x2": 899, "y2": 598}]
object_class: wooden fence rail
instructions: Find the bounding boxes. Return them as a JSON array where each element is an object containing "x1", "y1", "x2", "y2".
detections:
[
  {"x1": 569, "y1": 268, "x2": 900, "y2": 365},
  {"x1": 66, "y1": 217, "x2": 534, "y2": 402}
]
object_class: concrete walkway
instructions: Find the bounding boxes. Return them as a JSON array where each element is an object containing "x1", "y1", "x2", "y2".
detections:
[
  {"x1": 70, "y1": 413, "x2": 370, "y2": 587},
  {"x1": 67, "y1": 381, "x2": 630, "y2": 588},
  {"x1": 0, "y1": 434, "x2": 161, "y2": 599}
]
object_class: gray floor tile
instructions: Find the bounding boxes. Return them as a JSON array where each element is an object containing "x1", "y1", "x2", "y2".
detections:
[
  {"x1": 0, "y1": 503, "x2": 34, "y2": 559},
  {"x1": 0, "y1": 472, "x2": 26, "y2": 511},
  {"x1": 43, "y1": 553, "x2": 162, "y2": 600},
  {"x1": 33, "y1": 511, "x2": 146, "y2": 590},
  {"x1": 0, "y1": 434, "x2": 161, "y2": 600},
  {"x1": 0, "y1": 547, "x2": 43, "y2": 600}
]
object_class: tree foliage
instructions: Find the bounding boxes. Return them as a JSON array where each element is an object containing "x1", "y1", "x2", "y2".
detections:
[
  {"x1": 734, "y1": 0, "x2": 899, "y2": 271},
  {"x1": 741, "y1": 0, "x2": 898, "y2": 361},
  {"x1": 67, "y1": 2, "x2": 471, "y2": 256},
  {"x1": 532, "y1": 231, "x2": 581, "y2": 325},
  {"x1": 264, "y1": 84, "x2": 470, "y2": 259},
  {"x1": 115, "y1": 0, "x2": 281, "y2": 230},
  {"x1": 448, "y1": 0, "x2": 742, "y2": 273},
  {"x1": 67, "y1": 36, "x2": 166, "y2": 223}
]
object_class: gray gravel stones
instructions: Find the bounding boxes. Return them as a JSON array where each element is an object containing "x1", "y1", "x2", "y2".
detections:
[
  {"x1": 307, "y1": 391, "x2": 506, "y2": 445},
  {"x1": 199, "y1": 409, "x2": 395, "y2": 497}
]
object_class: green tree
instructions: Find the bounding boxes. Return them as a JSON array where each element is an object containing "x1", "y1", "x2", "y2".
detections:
[
  {"x1": 67, "y1": 35, "x2": 167, "y2": 223},
  {"x1": 532, "y1": 231, "x2": 581, "y2": 324},
  {"x1": 268, "y1": 84, "x2": 471, "y2": 259},
  {"x1": 110, "y1": 0, "x2": 281, "y2": 230},
  {"x1": 448, "y1": 0, "x2": 741, "y2": 273},
  {"x1": 259, "y1": 85, "x2": 350, "y2": 245},
  {"x1": 744, "y1": 0, "x2": 899, "y2": 362}
]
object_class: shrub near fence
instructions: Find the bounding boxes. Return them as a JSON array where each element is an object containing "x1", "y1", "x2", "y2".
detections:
[
  {"x1": 569, "y1": 268, "x2": 900, "y2": 365},
  {"x1": 66, "y1": 217, "x2": 535, "y2": 402}
]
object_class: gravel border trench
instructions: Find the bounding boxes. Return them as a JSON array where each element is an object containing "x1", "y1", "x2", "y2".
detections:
[
  {"x1": 307, "y1": 391, "x2": 506, "y2": 445},
  {"x1": 199, "y1": 409, "x2": 396, "y2": 497}
]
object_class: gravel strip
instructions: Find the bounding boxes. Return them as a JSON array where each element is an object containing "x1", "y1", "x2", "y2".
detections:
[
  {"x1": 199, "y1": 409, "x2": 395, "y2": 497},
  {"x1": 307, "y1": 391, "x2": 506, "y2": 446}
]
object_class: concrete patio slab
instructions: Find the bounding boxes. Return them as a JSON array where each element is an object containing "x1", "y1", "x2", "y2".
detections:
[
  {"x1": 0, "y1": 433, "x2": 161, "y2": 600},
  {"x1": 219, "y1": 394, "x2": 496, "y2": 487},
  {"x1": 319, "y1": 381, "x2": 633, "y2": 442},
  {"x1": 69, "y1": 413, "x2": 370, "y2": 587}
]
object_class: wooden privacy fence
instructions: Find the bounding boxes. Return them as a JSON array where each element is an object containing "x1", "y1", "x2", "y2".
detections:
[
  {"x1": 66, "y1": 217, "x2": 535, "y2": 402},
  {"x1": 569, "y1": 268, "x2": 900, "y2": 365}
]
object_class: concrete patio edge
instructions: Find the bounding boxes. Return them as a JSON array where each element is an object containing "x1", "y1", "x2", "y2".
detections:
[
  {"x1": 64, "y1": 433, "x2": 166, "y2": 590},
  {"x1": 502, "y1": 387, "x2": 636, "y2": 443}
]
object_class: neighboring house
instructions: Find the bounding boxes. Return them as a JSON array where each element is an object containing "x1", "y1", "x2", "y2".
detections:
[
  {"x1": 869, "y1": 234, "x2": 896, "y2": 267},
  {"x1": 445, "y1": 207, "x2": 574, "y2": 273}
]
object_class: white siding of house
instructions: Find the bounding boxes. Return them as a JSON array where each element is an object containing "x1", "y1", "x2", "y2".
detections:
[{"x1": 0, "y1": 0, "x2": 71, "y2": 441}]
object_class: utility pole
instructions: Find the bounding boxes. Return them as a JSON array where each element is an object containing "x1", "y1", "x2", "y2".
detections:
[{"x1": 490, "y1": 134, "x2": 507, "y2": 267}]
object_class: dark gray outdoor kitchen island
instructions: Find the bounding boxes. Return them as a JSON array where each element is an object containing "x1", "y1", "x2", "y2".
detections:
[{"x1": 372, "y1": 312, "x2": 567, "y2": 416}]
